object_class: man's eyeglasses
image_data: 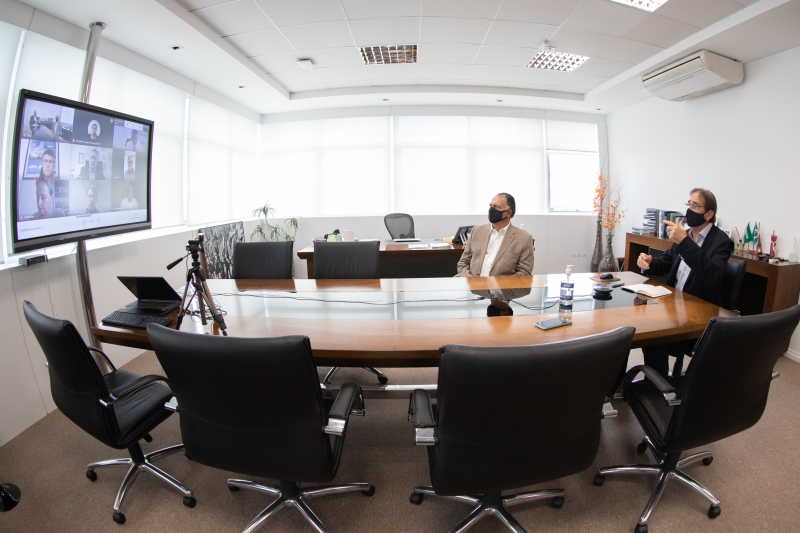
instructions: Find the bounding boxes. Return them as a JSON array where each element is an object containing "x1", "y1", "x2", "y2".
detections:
[{"x1": 685, "y1": 201, "x2": 705, "y2": 210}]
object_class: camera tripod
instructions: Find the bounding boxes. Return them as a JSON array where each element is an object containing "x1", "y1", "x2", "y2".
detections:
[{"x1": 167, "y1": 236, "x2": 227, "y2": 335}]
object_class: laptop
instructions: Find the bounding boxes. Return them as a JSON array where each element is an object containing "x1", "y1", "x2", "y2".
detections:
[{"x1": 115, "y1": 276, "x2": 182, "y2": 316}]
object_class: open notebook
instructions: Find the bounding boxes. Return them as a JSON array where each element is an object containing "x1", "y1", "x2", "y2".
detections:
[{"x1": 621, "y1": 284, "x2": 672, "y2": 298}]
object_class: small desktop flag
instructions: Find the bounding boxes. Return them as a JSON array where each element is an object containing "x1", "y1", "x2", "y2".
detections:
[
  {"x1": 743, "y1": 223, "x2": 753, "y2": 247},
  {"x1": 753, "y1": 222, "x2": 761, "y2": 252}
]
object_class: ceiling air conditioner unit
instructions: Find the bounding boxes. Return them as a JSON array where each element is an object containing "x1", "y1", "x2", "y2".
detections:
[{"x1": 642, "y1": 50, "x2": 743, "y2": 101}]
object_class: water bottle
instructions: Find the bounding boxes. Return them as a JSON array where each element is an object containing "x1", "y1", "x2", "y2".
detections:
[{"x1": 559, "y1": 265, "x2": 574, "y2": 313}]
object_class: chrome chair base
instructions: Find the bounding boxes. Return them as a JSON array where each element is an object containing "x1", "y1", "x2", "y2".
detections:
[
  {"x1": 228, "y1": 478, "x2": 374, "y2": 533},
  {"x1": 595, "y1": 436, "x2": 720, "y2": 533},
  {"x1": 323, "y1": 366, "x2": 388, "y2": 384},
  {"x1": 410, "y1": 485, "x2": 565, "y2": 533},
  {"x1": 87, "y1": 443, "x2": 194, "y2": 524}
]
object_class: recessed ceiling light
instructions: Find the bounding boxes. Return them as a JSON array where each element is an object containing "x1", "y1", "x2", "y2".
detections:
[
  {"x1": 361, "y1": 45, "x2": 417, "y2": 65},
  {"x1": 383, "y1": 98, "x2": 389, "y2": 101},
  {"x1": 609, "y1": 0, "x2": 668, "y2": 12},
  {"x1": 238, "y1": 85, "x2": 245, "y2": 89},
  {"x1": 527, "y1": 41, "x2": 588, "y2": 72},
  {"x1": 296, "y1": 59, "x2": 313, "y2": 69},
  {"x1": 170, "y1": 45, "x2": 183, "y2": 51},
  {"x1": 497, "y1": 100, "x2": 503, "y2": 103}
]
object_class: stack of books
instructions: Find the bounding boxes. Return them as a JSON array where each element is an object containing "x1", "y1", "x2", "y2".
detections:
[{"x1": 632, "y1": 209, "x2": 683, "y2": 238}]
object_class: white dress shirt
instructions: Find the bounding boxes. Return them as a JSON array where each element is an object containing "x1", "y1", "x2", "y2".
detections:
[
  {"x1": 675, "y1": 223, "x2": 713, "y2": 291},
  {"x1": 480, "y1": 224, "x2": 509, "y2": 277}
]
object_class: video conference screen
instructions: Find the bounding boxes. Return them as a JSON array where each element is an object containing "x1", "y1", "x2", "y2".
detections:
[{"x1": 12, "y1": 90, "x2": 152, "y2": 253}]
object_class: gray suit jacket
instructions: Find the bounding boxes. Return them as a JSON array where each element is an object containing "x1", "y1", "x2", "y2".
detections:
[{"x1": 457, "y1": 223, "x2": 534, "y2": 277}]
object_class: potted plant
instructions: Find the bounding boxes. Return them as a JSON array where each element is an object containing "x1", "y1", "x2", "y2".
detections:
[
  {"x1": 597, "y1": 177, "x2": 626, "y2": 272},
  {"x1": 251, "y1": 201, "x2": 299, "y2": 242}
]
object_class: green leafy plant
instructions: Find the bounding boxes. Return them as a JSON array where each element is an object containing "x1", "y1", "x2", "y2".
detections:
[{"x1": 251, "y1": 202, "x2": 300, "y2": 241}]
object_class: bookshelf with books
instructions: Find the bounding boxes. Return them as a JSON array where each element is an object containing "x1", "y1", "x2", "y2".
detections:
[{"x1": 623, "y1": 232, "x2": 800, "y2": 315}]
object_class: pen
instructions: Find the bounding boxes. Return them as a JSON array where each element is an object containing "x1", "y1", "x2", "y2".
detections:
[{"x1": 611, "y1": 282, "x2": 625, "y2": 288}]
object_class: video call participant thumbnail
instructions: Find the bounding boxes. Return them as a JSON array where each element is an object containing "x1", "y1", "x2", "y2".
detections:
[
  {"x1": 85, "y1": 185, "x2": 102, "y2": 214},
  {"x1": 78, "y1": 149, "x2": 106, "y2": 180},
  {"x1": 119, "y1": 184, "x2": 139, "y2": 211},
  {"x1": 34, "y1": 179, "x2": 64, "y2": 220},
  {"x1": 124, "y1": 154, "x2": 136, "y2": 180},
  {"x1": 39, "y1": 149, "x2": 56, "y2": 180}
]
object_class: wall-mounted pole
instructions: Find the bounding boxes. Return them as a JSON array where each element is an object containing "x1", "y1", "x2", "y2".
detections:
[{"x1": 77, "y1": 22, "x2": 107, "y2": 372}]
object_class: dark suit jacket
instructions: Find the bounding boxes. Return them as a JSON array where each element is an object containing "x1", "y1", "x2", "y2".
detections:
[
  {"x1": 78, "y1": 161, "x2": 106, "y2": 180},
  {"x1": 647, "y1": 224, "x2": 733, "y2": 307}
]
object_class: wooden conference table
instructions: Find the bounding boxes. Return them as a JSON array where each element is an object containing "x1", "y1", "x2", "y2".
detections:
[
  {"x1": 297, "y1": 241, "x2": 465, "y2": 279},
  {"x1": 92, "y1": 271, "x2": 733, "y2": 369}
]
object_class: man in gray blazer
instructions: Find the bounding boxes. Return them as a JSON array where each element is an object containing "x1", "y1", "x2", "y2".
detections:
[{"x1": 457, "y1": 193, "x2": 534, "y2": 277}]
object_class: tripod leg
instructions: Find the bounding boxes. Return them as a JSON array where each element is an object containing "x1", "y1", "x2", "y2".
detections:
[
  {"x1": 175, "y1": 277, "x2": 192, "y2": 330},
  {"x1": 197, "y1": 278, "x2": 227, "y2": 335}
]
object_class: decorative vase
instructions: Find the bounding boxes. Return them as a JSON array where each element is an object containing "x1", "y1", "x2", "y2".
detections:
[
  {"x1": 598, "y1": 233, "x2": 617, "y2": 272},
  {"x1": 590, "y1": 218, "x2": 603, "y2": 272}
]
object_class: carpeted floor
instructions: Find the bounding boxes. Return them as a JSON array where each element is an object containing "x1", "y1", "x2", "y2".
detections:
[{"x1": 2, "y1": 350, "x2": 800, "y2": 533}]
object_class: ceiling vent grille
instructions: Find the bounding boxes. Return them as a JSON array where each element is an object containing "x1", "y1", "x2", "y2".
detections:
[
  {"x1": 527, "y1": 43, "x2": 588, "y2": 72},
  {"x1": 609, "y1": 0, "x2": 668, "y2": 12},
  {"x1": 361, "y1": 45, "x2": 417, "y2": 65}
]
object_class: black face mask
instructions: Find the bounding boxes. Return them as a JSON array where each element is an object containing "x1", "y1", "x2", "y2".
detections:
[
  {"x1": 489, "y1": 207, "x2": 507, "y2": 224},
  {"x1": 685, "y1": 207, "x2": 708, "y2": 228}
]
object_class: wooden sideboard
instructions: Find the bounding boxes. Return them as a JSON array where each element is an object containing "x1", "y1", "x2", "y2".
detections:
[{"x1": 622, "y1": 232, "x2": 800, "y2": 315}]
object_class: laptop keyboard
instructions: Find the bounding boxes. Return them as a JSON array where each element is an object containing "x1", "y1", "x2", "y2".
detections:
[
  {"x1": 125, "y1": 301, "x2": 181, "y2": 312},
  {"x1": 102, "y1": 312, "x2": 174, "y2": 329}
]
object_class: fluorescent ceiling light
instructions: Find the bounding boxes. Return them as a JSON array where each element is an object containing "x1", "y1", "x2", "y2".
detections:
[
  {"x1": 527, "y1": 42, "x2": 589, "y2": 72},
  {"x1": 609, "y1": 0, "x2": 668, "y2": 12},
  {"x1": 360, "y1": 45, "x2": 417, "y2": 65}
]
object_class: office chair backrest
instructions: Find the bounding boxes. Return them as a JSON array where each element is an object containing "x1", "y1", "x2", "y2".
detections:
[
  {"x1": 433, "y1": 327, "x2": 635, "y2": 495},
  {"x1": 313, "y1": 241, "x2": 380, "y2": 279},
  {"x1": 147, "y1": 325, "x2": 336, "y2": 483},
  {"x1": 22, "y1": 301, "x2": 117, "y2": 447},
  {"x1": 232, "y1": 241, "x2": 293, "y2": 279},
  {"x1": 384, "y1": 213, "x2": 415, "y2": 239},
  {"x1": 667, "y1": 305, "x2": 800, "y2": 453},
  {"x1": 719, "y1": 258, "x2": 746, "y2": 311}
]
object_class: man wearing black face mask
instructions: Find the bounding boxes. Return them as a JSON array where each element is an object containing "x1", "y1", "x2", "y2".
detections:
[
  {"x1": 457, "y1": 193, "x2": 534, "y2": 277},
  {"x1": 636, "y1": 187, "x2": 733, "y2": 378}
]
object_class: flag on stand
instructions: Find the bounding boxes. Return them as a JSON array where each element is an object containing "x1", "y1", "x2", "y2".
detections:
[
  {"x1": 753, "y1": 222, "x2": 761, "y2": 253},
  {"x1": 744, "y1": 223, "x2": 753, "y2": 249}
]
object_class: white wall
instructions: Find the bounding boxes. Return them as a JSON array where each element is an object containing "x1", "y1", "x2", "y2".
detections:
[{"x1": 607, "y1": 45, "x2": 800, "y2": 358}]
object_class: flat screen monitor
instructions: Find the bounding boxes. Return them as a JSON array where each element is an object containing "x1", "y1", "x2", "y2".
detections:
[{"x1": 11, "y1": 89, "x2": 153, "y2": 253}]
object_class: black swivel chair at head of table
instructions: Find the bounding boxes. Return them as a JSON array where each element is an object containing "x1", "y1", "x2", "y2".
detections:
[
  {"x1": 147, "y1": 324, "x2": 374, "y2": 533},
  {"x1": 408, "y1": 327, "x2": 636, "y2": 533},
  {"x1": 595, "y1": 304, "x2": 800, "y2": 533},
  {"x1": 232, "y1": 241, "x2": 294, "y2": 279},
  {"x1": 313, "y1": 240, "x2": 388, "y2": 385},
  {"x1": 22, "y1": 301, "x2": 194, "y2": 525},
  {"x1": 384, "y1": 213, "x2": 415, "y2": 240}
]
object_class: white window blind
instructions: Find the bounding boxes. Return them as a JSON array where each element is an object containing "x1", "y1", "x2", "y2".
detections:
[
  {"x1": 546, "y1": 120, "x2": 599, "y2": 212},
  {"x1": 260, "y1": 117, "x2": 391, "y2": 218},
  {"x1": 187, "y1": 97, "x2": 258, "y2": 225}
]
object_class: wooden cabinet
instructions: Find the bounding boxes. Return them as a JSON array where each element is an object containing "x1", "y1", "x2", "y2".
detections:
[{"x1": 623, "y1": 232, "x2": 800, "y2": 315}]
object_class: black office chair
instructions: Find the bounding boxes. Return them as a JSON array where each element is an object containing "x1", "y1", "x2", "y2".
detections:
[
  {"x1": 232, "y1": 241, "x2": 293, "y2": 279},
  {"x1": 146, "y1": 325, "x2": 374, "y2": 533},
  {"x1": 408, "y1": 327, "x2": 636, "y2": 533},
  {"x1": 384, "y1": 213, "x2": 415, "y2": 240},
  {"x1": 313, "y1": 241, "x2": 387, "y2": 385},
  {"x1": 671, "y1": 257, "x2": 747, "y2": 376},
  {"x1": 22, "y1": 301, "x2": 194, "y2": 525},
  {"x1": 595, "y1": 304, "x2": 800, "y2": 533}
]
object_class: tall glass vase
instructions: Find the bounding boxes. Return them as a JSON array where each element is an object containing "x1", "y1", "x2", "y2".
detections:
[
  {"x1": 590, "y1": 218, "x2": 603, "y2": 272},
  {"x1": 598, "y1": 233, "x2": 617, "y2": 272}
]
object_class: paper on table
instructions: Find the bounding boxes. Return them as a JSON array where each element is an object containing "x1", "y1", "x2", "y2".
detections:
[
  {"x1": 408, "y1": 243, "x2": 430, "y2": 249},
  {"x1": 620, "y1": 284, "x2": 672, "y2": 298},
  {"x1": 429, "y1": 242, "x2": 452, "y2": 248}
]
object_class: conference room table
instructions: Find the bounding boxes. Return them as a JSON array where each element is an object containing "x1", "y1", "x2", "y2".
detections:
[{"x1": 93, "y1": 271, "x2": 734, "y2": 371}]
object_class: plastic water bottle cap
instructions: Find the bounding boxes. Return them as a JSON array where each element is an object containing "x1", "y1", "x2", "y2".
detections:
[{"x1": 566, "y1": 265, "x2": 573, "y2": 275}]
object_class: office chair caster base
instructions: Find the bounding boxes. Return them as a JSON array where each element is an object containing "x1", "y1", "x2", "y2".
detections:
[
  {"x1": 708, "y1": 505, "x2": 721, "y2": 519},
  {"x1": 183, "y1": 496, "x2": 196, "y2": 508},
  {"x1": 377, "y1": 375, "x2": 388, "y2": 385},
  {"x1": 361, "y1": 486, "x2": 375, "y2": 497},
  {"x1": 593, "y1": 474, "x2": 605, "y2": 486},
  {"x1": 229, "y1": 485, "x2": 240, "y2": 492},
  {"x1": 637, "y1": 441, "x2": 648, "y2": 454},
  {"x1": 143, "y1": 433, "x2": 153, "y2": 443},
  {"x1": 0, "y1": 483, "x2": 21, "y2": 512},
  {"x1": 86, "y1": 470, "x2": 98, "y2": 482},
  {"x1": 634, "y1": 523, "x2": 647, "y2": 533},
  {"x1": 113, "y1": 512, "x2": 126, "y2": 525},
  {"x1": 409, "y1": 492, "x2": 424, "y2": 505},
  {"x1": 702, "y1": 457, "x2": 713, "y2": 466},
  {"x1": 551, "y1": 496, "x2": 564, "y2": 508}
]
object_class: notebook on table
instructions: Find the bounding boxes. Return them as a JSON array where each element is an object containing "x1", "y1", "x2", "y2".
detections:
[{"x1": 620, "y1": 284, "x2": 672, "y2": 298}]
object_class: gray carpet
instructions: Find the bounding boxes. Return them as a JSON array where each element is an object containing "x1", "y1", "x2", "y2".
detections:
[{"x1": 2, "y1": 350, "x2": 800, "y2": 533}]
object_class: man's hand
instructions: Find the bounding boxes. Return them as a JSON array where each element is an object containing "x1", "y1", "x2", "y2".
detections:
[
  {"x1": 637, "y1": 253, "x2": 652, "y2": 270},
  {"x1": 663, "y1": 220, "x2": 688, "y2": 244}
]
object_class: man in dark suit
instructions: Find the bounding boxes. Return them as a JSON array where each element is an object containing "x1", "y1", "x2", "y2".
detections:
[
  {"x1": 78, "y1": 149, "x2": 106, "y2": 180},
  {"x1": 637, "y1": 188, "x2": 733, "y2": 377}
]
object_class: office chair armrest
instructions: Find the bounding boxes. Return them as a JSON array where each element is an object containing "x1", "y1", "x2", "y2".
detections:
[
  {"x1": 408, "y1": 389, "x2": 436, "y2": 446},
  {"x1": 325, "y1": 382, "x2": 364, "y2": 436},
  {"x1": 615, "y1": 365, "x2": 681, "y2": 407},
  {"x1": 87, "y1": 347, "x2": 117, "y2": 371},
  {"x1": 99, "y1": 375, "x2": 171, "y2": 409}
]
